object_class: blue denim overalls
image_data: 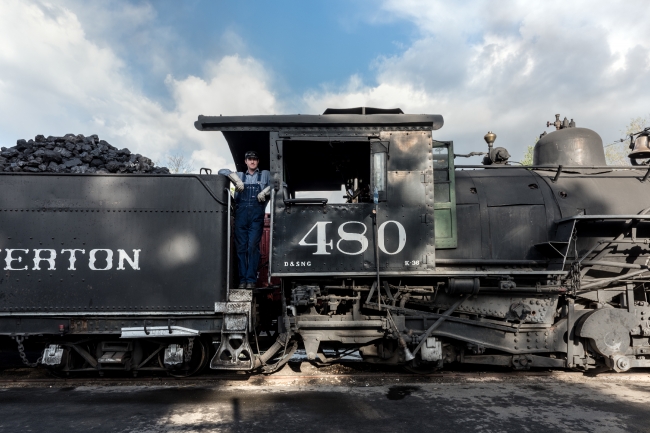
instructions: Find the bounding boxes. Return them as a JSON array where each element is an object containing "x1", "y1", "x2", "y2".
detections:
[{"x1": 234, "y1": 172, "x2": 266, "y2": 284}]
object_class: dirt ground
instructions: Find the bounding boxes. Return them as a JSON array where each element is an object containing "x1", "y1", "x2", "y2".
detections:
[{"x1": 1, "y1": 363, "x2": 650, "y2": 432}]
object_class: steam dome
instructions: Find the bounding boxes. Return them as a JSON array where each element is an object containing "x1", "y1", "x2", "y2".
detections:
[{"x1": 533, "y1": 127, "x2": 606, "y2": 166}]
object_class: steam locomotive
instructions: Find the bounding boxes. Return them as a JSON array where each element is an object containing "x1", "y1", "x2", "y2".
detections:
[{"x1": 1, "y1": 107, "x2": 649, "y2": 375}]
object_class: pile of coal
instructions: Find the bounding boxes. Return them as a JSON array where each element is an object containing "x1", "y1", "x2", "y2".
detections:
[{"x1": 0, "y1": 134, "x2": 170, "y2": 174}]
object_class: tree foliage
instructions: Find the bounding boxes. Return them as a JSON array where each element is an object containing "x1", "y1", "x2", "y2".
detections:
[
  {"x1": 604, "y1": 143, "x2": 630, "y2": 166},
  {"x1": 605, "y1": 115, "x2": 650, "y2": 166},
  {"x1": 520, "y1": 145, "x2": 534, "y2": 166},
  {"x1": 167, "y1": 154, "x2": 195, "y2": 174}
]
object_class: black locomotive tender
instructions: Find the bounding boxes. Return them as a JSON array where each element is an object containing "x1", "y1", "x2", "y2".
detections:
[{"x1": 2, "y1": 107, "x2": 650, "y2": 375}]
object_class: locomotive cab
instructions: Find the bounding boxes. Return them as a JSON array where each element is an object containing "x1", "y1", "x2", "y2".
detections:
[
  {"x1": 196, "y1": 107, "x2": 456, "y2": 278},
  {"x1": 272, "y1": 129, "x2": 441, "y2": 276}
]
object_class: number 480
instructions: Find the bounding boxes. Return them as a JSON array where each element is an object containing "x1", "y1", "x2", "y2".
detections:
[{"x1": 298, "y1": 221, "x2": 406, "y2": 256}]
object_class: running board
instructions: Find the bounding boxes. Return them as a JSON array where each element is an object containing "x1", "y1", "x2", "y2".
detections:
[{"x1": 120, "y1": 326, "x2": 200, "y2": 338}]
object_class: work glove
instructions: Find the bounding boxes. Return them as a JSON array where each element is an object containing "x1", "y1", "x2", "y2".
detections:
[
  {"x1": 257, "y1": 186, "x2": 271, "y2": 202},
  {"x1": 227, "y1": 172, "x2": 244, "y2": 192}
]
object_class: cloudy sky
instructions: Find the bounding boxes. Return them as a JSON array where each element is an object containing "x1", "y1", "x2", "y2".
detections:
[{"x1": 1, "y1": 0, "x2": 650, "y2": 170}]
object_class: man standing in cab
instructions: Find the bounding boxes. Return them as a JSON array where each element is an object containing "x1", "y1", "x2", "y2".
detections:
[{"x1": 219, "y1": 151, "x2": 271, "y2": 289}]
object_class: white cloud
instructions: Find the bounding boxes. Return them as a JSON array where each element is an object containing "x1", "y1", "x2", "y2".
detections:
[
  {"x1": 303, "y1": 0, "x2": 650, "y2": 162},
  {"x1": 4, "y1": 0, "x2": 650, "y2": 169},
  {"x1": 0, "y1": 0, "x2": 279, "y2": 171},
  {"x1": 167, "y1": 56, "x2": 279, "y2": 168}
]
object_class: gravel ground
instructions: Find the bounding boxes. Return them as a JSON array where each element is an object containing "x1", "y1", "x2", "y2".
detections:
[{"x1": 1, "y1": 364, "x2": 650, "y2": 432}]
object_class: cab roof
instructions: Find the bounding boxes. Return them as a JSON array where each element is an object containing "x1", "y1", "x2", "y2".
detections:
[
  {"x1": 194, "y1": 112, "x2": 443, "y2": 131},
  {"x1": 194, "y1": 108, "x2": 444, "y2": 172}
]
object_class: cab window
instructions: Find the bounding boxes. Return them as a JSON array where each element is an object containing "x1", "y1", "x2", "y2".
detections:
[{"x1": 283, "y1": 139, "x2": 371, "y2": 204}]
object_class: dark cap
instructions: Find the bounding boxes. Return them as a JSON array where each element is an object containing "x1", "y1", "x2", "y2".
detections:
[{"x1": 244, "y1": 151, "x2": 259, "y2": 160}]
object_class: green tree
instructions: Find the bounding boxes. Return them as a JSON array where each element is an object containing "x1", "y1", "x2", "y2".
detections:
[
  {"x1": 605, "y1": 115, "x2": 650, "y2": 165},
  {"x1": 520, "y1": 145, "x2": 534, "y2": 166}
]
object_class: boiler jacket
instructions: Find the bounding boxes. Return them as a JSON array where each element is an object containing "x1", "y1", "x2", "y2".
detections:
[{"x1": 218, "y1": 168, "x2": 270, "y2": 284}]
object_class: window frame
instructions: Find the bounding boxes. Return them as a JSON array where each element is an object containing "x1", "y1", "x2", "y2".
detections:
[
  {"x1": 280, "y1": 136, "x2": 375, "y2": 204},
  {"x1": 432, "y1": 141, "x2": 458, "y2": 249}
]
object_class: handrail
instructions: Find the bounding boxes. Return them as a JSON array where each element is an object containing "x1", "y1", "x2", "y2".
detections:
[
  {"x1": 557, "y1": 215, "x2": 650, "y2": 223},
  {"x1": 268, "y1": 189, "x2": 275, "y2": 285},
  {"x1": 436, "y1": 259, "x2": 548, "y2": 265},
  {"x1": 283, "y1": 198, "x2": 328, "y2": 205},
  {"x1": 456, "y1": 165, "x2": 643, "y2": 170},
  {"x1": 455, "y1": 164, "x2": 650, "y2": 182},
  {"x1": 226, "y1": 188, "x2": 231, "y2": 297}
]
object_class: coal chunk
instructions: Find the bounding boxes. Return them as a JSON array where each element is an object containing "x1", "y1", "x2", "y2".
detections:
[
  {"x1": 15, "y1": 139, "x2": 29, "y2": 151},
  {"x1": 63, "y1": 158, "x2": 82, "y2": 168},
  {"x1": 0, "y1": 148, "x2": 19, "y2": 158},
  {"x1": 59, "y1": 149, "x2": 73, "y2": 159},
  {"x1": 43, "y1": 150, "x2": 62, "y2": 163}
]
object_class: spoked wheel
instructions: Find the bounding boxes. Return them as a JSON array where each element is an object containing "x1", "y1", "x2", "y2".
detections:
[{"x1": 158, "y1": 337, "x2": 208, "y2": 378}]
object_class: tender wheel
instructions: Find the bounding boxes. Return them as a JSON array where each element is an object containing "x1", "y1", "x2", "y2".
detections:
[
  {"x1": 45, "y1": 346, "x2": 76, "y2": 378},
  {"x1": 158, "y1": 337, "x2": 208, "y2": 377}
]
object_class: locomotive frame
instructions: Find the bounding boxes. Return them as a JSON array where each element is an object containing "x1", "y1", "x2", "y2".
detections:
[
  {"x1": 0, "y1": 107, "x2": 649, "y2": 375},
  {"x1": 196, "y1": 109, "x2": 650, "y2": 373}
]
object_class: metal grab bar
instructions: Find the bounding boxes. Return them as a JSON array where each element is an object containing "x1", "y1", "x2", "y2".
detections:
[
  {"x1": 283, "y1": 198, "x2": 328, "y2": 205},
  {"x1": 268, "y1": 189, "x2": 275, "y2": 285},
  {"x1": 557, "y1": 215, "x2": 650, "y2": 223},
  {"x1": 455, "y1": 165, "x2": 644, "y2": 170}
]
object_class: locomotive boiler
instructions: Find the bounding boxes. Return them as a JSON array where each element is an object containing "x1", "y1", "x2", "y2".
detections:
[{"x1": 1, "y1": 107, "x2": 649, "y2": 375}]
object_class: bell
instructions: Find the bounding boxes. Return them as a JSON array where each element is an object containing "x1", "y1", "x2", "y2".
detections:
[
  {"x1": 403, "y1": 346, "x2": 415, "y2": 362},
  {"x1": 629, "y1": 134, "x2": 650, "y2": 159}
]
